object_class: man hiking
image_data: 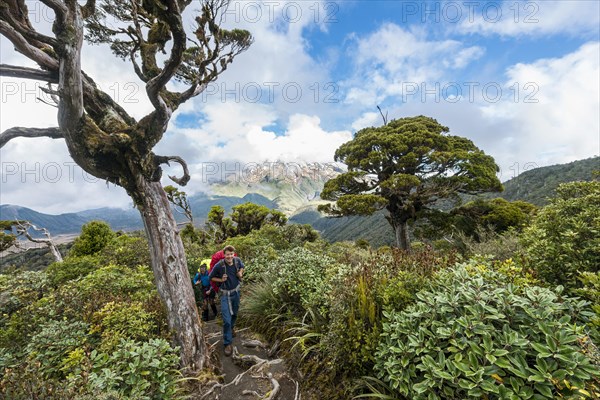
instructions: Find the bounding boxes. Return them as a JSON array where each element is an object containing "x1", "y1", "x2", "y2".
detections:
[{"x1": 209, "y1": 245, "x2": 245, "y2": 356}]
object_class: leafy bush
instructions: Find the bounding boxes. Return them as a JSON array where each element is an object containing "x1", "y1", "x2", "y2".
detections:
[
  {"x1": 99, "y1": 234, "x2": 150, "y2": 268},
  {"x1": 25, "y1": 320, "x2": 89, "y2": 381},
  {"x1": 88, "y1": 338, "x2": 180, "y2": 399},
  {"x1": 457, "y1": 226, "x2": 523, "y2": 261},
  {"x1": 522, "y1": 180, "x2": 600, "y2": 290},
  {"x1": 268, "y1": 247, "x2": 341, "y2": 316},
  {"x1": 239, "y1": 278, "x2": 286, "y2": 340},
  {"x1": 0, "y1": 271, "x2": 47, "y2": 321},
  {"x1": 69, "y1": 221, "x2": 116, "y2": 257},
  {"x1": 90, "y1": 301, "x2": 158, "y2": 352},
  {"x1": 46, "y1": 255, "x2": 100, "y2": 286},
  {"x1": 35, "y1": 264, "x2": 159, "y2": 325},
  {"x1": 374, "y1": 264, "x2": 599, "y2": 399},
  {"x1": 577, "y1": 272, "x2": 600, "y2": 330}
]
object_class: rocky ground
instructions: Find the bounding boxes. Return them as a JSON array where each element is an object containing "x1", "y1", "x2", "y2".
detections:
[{"x1": 197, "y1": 318, "x2": 301, "y2": 400}]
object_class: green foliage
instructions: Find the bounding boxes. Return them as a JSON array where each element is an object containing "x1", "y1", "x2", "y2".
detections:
[
  {"x1": 321, "y1": 115, "x2": 502, "y2": 249},
  {"x1": 207, "y1": 202, "x2": 290, "y2": 241},
  {"x1": 90, "y1": 301, "x2": 157, "y2": 352},
  {"x1": 452, "y1": 198, "x2": 536, "y2": 238},
  {"x1": 374, "y1": 264, "x2": 599, "y2": 399},
  {"x1": 207, "y1": 205, "x2": 236, "y2": 242},
  {"x1": 0, "y1": 271, "x2": 47, "y2": 321},
  {"x1": 266, "y1": 247, "x2": 340, "y2": 315},
  {"x1": 577, "y1": 272, "x2": 600, "y2": 330},
  {"x1": 239, "y1": 278, "x2": 286, "y2": 340},
  {"x1": 88, "y1": 338, "x2": 180, "y2": 399},
  {"x1": 35, "y1": 264, "x2": 160, "y2": 328},
  {"x1": 456, "y1": 226, "x2": 523, "y2": 261},
  {"x1": 0, "y1": 220, "x2": 16, "y2": 252},
  {"x1": 69, "y1": 221, "x2": 117, "y2": 257},
  {"x1": 25, "y1": 320, "x2": 89, "y2": 381},
  {"x1": 46, "y1": 255, "x2": 100, "y2": 286},
  {"x1": 99, "y1": 234, "x2": 150, "y2": 268},
  {"x1": 164, "y1": 185, "x2": 193, "y2": 223},
  {"x1": 522, "y1": 180, "x2": 600, "y2": 290}
]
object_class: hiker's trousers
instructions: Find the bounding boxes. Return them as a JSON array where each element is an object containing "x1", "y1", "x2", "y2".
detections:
[{"x1": 221, "y1": 290, "x2": 240, "y2": 346}]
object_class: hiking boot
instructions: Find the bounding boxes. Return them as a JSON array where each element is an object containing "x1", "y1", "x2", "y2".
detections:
[
  {"x1": 224, "y1": 344, "x2": 233, "y2": 357},
  {"x1": 201, "y1": 310, "x2": 209, "y2": 322}
]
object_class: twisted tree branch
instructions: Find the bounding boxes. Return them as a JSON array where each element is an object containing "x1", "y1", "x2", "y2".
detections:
[
  {"x1": 0, "y1": 20, "x2": 59, "y2": 70},
  {"x1": 0, "y1": 127, "x2": 63, "y2": 148},
  {"x1": 155, "y1": 155, "x2": 190, "y2": 186}
]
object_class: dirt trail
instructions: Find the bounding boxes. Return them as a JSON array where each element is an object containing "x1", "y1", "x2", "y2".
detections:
[{"x1": 200, "y1": 319, "x2": 300, "y2": 400}]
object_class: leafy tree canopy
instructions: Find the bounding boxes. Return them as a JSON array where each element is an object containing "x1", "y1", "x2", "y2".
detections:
[
  {"x1": 320, "y1": 115, "x2": 502, "y2": 249},
  {"x1": 451, "y1": 198, "x2": 537, "y2": 238},
  {"x1": 522, "y1": 179, "x2": 600, "y2": 290},
  {"x1": 206, "y1": 203, "x2": 288, "y2": 241},
  {"x1": 69, "y1": 221, "x2": 116, "y2": 257}
]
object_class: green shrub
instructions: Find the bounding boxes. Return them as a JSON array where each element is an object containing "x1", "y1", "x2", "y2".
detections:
[
  {"x1": 46, "y1": 255, "x2": 100, "y2": 286},
  {"x1": 99, "y1": 234, "x2": 150, "y2": 268},
  {"x1": 25, "y1": 320, "x2": 89, "y2": 381},
  {"x1": 457, "y1": 226, "x2": 523, "y2": 261},
  {"x1": 90, "y1": 301, "x2": 158, "y2": 352},
  {"x1": 577, "y1": 272, "x2": 600, "y2": 330},
  {"x1": 522, "y1": 180, "x2": 600, "y2": 290},
  {"x1": 88, "y1": 338, "x2": 180, "y2": 399},
  {"x1": 35, "y1": 264, "x2": 159, "y2": 324},
  {"x1": 70, "y1": 221, "x2": 116, "y2": 257},
  {"x1": 239, "y1": 278, "x2": 286, "y2": 340},
  {"x1": 0, "y1": 271, "x2": 47, "y2": 321},
  {"x1": 374, "y1": 265, "x2": 599, "y2": 399},
  {"x1": 267, "y1": 247, "x2": 340, "y2": 316}
]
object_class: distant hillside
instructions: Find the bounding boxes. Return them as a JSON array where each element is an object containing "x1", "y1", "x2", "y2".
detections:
[
  {"x1": 290, "y1": 208, "x2": 394, "y2": 248},
  {"x1": 0, "y1": 205, "x2": 142, "y2": 235},
  {"x1": 490, "y1": 156, "x2": 599, "y2": 206},
  {"x1": 0, "y1": 192, "x2": 276, "y2": 238},
  {"x1": 2, "y1": 157, "x2": 596, "y2": 250},
  {"x1": 293, "y1": 156, "x2": 599, "y2": 246}
]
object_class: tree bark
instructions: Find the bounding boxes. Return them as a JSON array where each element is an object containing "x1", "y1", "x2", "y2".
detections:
[
  {"x1": 134, "y1": 176, "x2": 208, "y2": 371},
  {"x1": 394, "y1": 221, "x2": 411, "y2": 251}
]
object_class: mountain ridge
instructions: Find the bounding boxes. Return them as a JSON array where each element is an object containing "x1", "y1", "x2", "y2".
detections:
[{"x1": 2, "y1": 156, "x2": 597, "y2": 244}]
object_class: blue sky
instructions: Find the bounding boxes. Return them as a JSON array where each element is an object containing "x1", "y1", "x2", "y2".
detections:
[{"x1": 1, "y1": 0, "x2": 599, "y2": 213}]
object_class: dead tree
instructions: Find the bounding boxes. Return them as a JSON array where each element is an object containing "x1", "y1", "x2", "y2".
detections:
[
  {"x1": 0, "y1": 0, "x2": 252, "y2": 372},
  {"x1": 14, "y1": 220, "x2": 64, "y2": 262}
]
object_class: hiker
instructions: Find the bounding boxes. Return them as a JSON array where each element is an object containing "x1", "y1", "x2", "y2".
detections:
[
  {"x1": 209, "y1": 245, "x2": 245, "y2": 356},
  {"x1": 193, "y1": 260, "x2": 218, "y2": 321}
]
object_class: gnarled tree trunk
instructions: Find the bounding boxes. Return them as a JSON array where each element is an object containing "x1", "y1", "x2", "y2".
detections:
[
  {"x1": 1, "y1": 0, "x2": 251, "y2": 374},
  {"x1": 135, "y1": 177, "x2": 208, "y2": 371}
]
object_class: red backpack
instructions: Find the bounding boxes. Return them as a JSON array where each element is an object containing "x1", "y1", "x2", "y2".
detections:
[{"x1": 209, "y1": 250, "x2": 238, "y2": 293}]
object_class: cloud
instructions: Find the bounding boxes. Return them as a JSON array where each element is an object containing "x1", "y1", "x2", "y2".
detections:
[
  {"x1": 156, "y1": 105, "x2": 352, "y2": 192},
  {"x1": 480, "y1": 41, "x2": 600, "y2": 170},
  {"x1": 456, "y1": 1, "x2": 600, "y2": 37},
  {"x1": 343, "y1": 23, "x2": 484, "y2": 106}
]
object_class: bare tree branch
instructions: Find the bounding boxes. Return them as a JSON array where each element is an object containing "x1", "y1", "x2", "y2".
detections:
[
  {"x1": 0, "y1": 127, "x2": 63, "y2": 148},
  {"x1": 14, "y1": 220, "x2": 63, "y2": 262},
  {"x1": 146, "y1": 0, "x2": 186, "y2": 113},
  {"x1": 0, "y1": 3, "x2": 58, "y2": 47},
  {"x1": 0, "y1": 64, "x2": 59, "y2": 82},
  {"x1": 156, "y1": 155, "x2": 191, "y2": 186},
  {"x1": 377, "y1": 105, "x2": 388, "y2": 126},
  {"x1": 39, "y1": 0, "x2": 67, "y2": 15},
  {"x1": 0, "y1": 20, "x2": 59, "y2": 70}
]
